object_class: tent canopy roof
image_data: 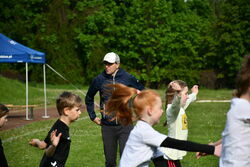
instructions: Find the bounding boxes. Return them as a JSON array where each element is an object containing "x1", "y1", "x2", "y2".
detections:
[{"x1": 0, "y1": 33, "x2": 45, "y2": 64}]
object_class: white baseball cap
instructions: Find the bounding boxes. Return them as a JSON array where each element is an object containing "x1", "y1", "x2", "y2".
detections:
[{"x1": 103, "y1": 52, "x2": 120, "y2": 64}]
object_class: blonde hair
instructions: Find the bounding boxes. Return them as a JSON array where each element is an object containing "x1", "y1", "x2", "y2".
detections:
[
  {"x1": 106, "y1": 84, "x2": 160, "y2": 125},
  {"x1": 56, "y1": 92, "x2": 82, "y2": 115}
]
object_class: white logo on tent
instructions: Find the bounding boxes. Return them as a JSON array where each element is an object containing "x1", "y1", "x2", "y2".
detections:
[
  {"x1": 0, "y1": 55, "x2": 12, "y2": 58},
  {"x1": 9, "y1": 40, "x2": 17, "y2": 45},
  {"x1": 30, "y1": 55, "x2": 42, "y2": 60}
]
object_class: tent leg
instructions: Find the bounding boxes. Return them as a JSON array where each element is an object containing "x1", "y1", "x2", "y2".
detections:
[
  {"x1": 42, "y1": 64, "x2": 49, "y2": 119},
  {"x1": 25, "y1": 63, "x2": 31, "y2": 120}
]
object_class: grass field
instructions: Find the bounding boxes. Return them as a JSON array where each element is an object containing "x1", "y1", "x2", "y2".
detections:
[
  {"x1": 0, "y1": 76, "x2": 90, "y2": 106},
  {"x1": 0, "y1": 76, "x2": 232, "y2": 167}
]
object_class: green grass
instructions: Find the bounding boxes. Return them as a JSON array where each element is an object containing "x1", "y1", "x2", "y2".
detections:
[
  {"x1": 0, "y1": 76, "x2": 232, "y2": 166},
  {"x1": 0, "y1": 76, "x2": 233, "y2": 105},
  {"x1": 0, "y1": 76, "x2": 89, "y2": 106},
  {"x1": 197, "y1": 89, "x2": 233, "y2": 100},
  {"x1": 1, "y1": 113, "x2": 104, "y2": 166},
  {"x1": 1, "y1": 103, "x2": 229, "y2": 167}
]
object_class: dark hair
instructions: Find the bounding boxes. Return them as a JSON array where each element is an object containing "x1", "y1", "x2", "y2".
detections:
[
  {"x1": 106, "y1": 84, "x2": 160, "y2": 125},
  {"x1": 165, "y1": 80, "x2": 187, "y2": 107},
  {"x1": 0, "y1": 104, "x2": 9, "y2": 118},
  {"x1": 56, "y1": 92, "x2": 82, "y2": 115},
  {"x1": 234, "y1": 55, "x2": 250, "y2": 97}
]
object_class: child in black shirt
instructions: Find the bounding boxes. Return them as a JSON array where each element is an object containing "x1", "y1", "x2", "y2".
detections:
[
  {"x1": 30, "y1": 92, "x2": 82, "y2": 167},
  {"x1": 0, "y1": 104, "x2": 9, "y2": 167}
]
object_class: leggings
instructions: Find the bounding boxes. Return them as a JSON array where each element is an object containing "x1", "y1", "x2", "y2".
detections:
[
  {"x1": 153, "y1": 156, "x2": 181, "y2": 167},
  {"x1": 101, "y1": 124, "x2": 133, "y2": 167}
]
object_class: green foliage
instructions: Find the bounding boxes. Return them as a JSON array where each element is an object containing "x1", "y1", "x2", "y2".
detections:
[
  {"x1": 211, "y1": 0, "x2": 250, "y2": 87},
  {"x1": 0, "y1": 0, "x2": 249, "y2": 88},
  {"x1": 75, "y1": 0, "x2": 215, "y2": 87}
]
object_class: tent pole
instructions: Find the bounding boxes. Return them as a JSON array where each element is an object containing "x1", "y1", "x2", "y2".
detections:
[
  {"x1": 43, "y1": 64, "x2": 49, "y2": 118},
  {"x1": 25, "y1": 63, "x2": 29, "y2": 120}
]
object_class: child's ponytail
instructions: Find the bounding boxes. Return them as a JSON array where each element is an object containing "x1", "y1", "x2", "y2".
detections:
[
  {"x1": 106, "y1": 84, "x2": 160, "y2": 125},
  {"x1": 106, "y1": 84, "x2": 138, "y2": 125}
]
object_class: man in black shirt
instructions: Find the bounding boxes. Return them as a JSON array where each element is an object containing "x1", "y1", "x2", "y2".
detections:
[{"x1": 85, "y1": 52, "x2": 144, "y2": 167}]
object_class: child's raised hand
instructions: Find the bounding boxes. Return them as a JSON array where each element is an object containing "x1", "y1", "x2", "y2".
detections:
[
  {"x1": 50, "y1": 129, "x2": 62, "y2": 147},
  {"x1": 191, "y1": 85, "x2": 199, "y2": 95},
  {"x1": 170, "y1": 81, "x2": 182, "y2": 91}
]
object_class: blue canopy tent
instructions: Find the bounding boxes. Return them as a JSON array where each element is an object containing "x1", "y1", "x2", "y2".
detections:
[{"x1": 0, "y1": 33, "x2": 49, "y2": 120}]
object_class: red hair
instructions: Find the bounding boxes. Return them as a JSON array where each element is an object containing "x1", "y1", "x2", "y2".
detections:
[{"x1": 106, "y1": 84, "x2": 160, "y2": 125}]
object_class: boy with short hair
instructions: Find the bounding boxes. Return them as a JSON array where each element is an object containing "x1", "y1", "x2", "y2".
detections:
[{"x1": 31, "y1": 92, "x2": 82, "y2": 167}]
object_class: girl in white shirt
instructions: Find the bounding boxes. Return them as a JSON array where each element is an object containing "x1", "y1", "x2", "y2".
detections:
[
  {"x1": 105, "y1": 83, "x2": 220, "y2": 167},
  {"x1": 220, "y1": 55, "x2": 250, "y2": 167},
  {"x1": 153, "y1": 80, "x2": 198, "y2": 167},
  {"x1": 196, "y1": 55, "x2": 250, "y2": 167}
]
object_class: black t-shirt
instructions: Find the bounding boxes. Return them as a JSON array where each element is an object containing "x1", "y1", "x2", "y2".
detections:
[
  {"x1": 40, "y1": 119, "x2": 71, "y2": 167},
  {"x1": 0, "y1": 139, "x2": 8, "y2": 167}
]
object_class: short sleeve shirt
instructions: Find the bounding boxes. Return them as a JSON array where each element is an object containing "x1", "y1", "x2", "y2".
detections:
[
  {"x1": 220, "y1": 98, "x2": 250, "y2": 167},
  {"x1": 40, "y1": 119, "x2": 71, "y2": 167},
  {"x1": 119, "y1": 120, "x2": 167, "y2": 167}
]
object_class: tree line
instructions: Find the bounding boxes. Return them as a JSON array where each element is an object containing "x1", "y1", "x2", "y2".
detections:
[{"x1": 0, "y1": 0, "x2": 249, "y2": 88}]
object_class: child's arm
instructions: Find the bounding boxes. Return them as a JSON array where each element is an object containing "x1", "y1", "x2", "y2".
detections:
[
  {"x1": 184, "y1": 85, "x2": 199, "y2": 110},
  {"x1": 45, "y1": 129, "x2": 62, "y2": 157},
  {"x1": 167, "y1": 94, "x2": 181, "y2": 120},
  {"x1": 160, "y1": 137, "x2": 221, "y2": 157},
  {"x1": 167, "y1": 81, "x2": 182, "y2": 121},
  {"x1": 29, "y1": 139, "x2": 47, "y2": 150},
  {"x1": 191, "y1": 85, "x2": 199, "y2": 95}
]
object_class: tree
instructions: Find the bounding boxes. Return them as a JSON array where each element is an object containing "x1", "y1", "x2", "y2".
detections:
[{"x1": 212, "y1": 0, "x2": 250, "y2": 87}]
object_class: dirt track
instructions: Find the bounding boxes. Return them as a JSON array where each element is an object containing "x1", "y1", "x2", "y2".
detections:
[{"x1": 2, "y1": 106, "x2": 59, "y2": 131}]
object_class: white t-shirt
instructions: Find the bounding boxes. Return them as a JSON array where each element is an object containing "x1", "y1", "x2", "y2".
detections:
[
  {"x1": 119, "y1": 120, "x2": 167, "y2": 167},
  {"x1": 220, "y1": 98, "x2": 250, "y2": 167}
]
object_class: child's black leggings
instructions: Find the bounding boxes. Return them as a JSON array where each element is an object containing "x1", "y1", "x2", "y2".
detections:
[{"x1": 153, "y1": 156, "x2": 181, "y2": 167}]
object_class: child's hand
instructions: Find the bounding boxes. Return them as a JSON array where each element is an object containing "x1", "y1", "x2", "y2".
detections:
[
  {"x1": 93, "y1": 117, "x2": 101, "y2": 125},
  {"x1": 50, "y1": 129, "x2": 62, "y2": 147},
  {"x1": 214, "y1": 143, "x2": 221, "y2": 157},
  {"x1": 196, "y1": 151, "x2": 207, "y2": 159},
  {"x1": 29, "y1": 139, "x2": 47, "y2": 149},
  {"x1": 29, "y1": 139, "x2": 40, "y2": 147},
  {"x1": 191, "y1": 85, "x2": 199, "y2": 95},
  {"x1": 170, "y1": 81, "x2": 182, "y2": 91},
  {"x1": 196, "y1": 142, "x2": 221, "y2": 159}
]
